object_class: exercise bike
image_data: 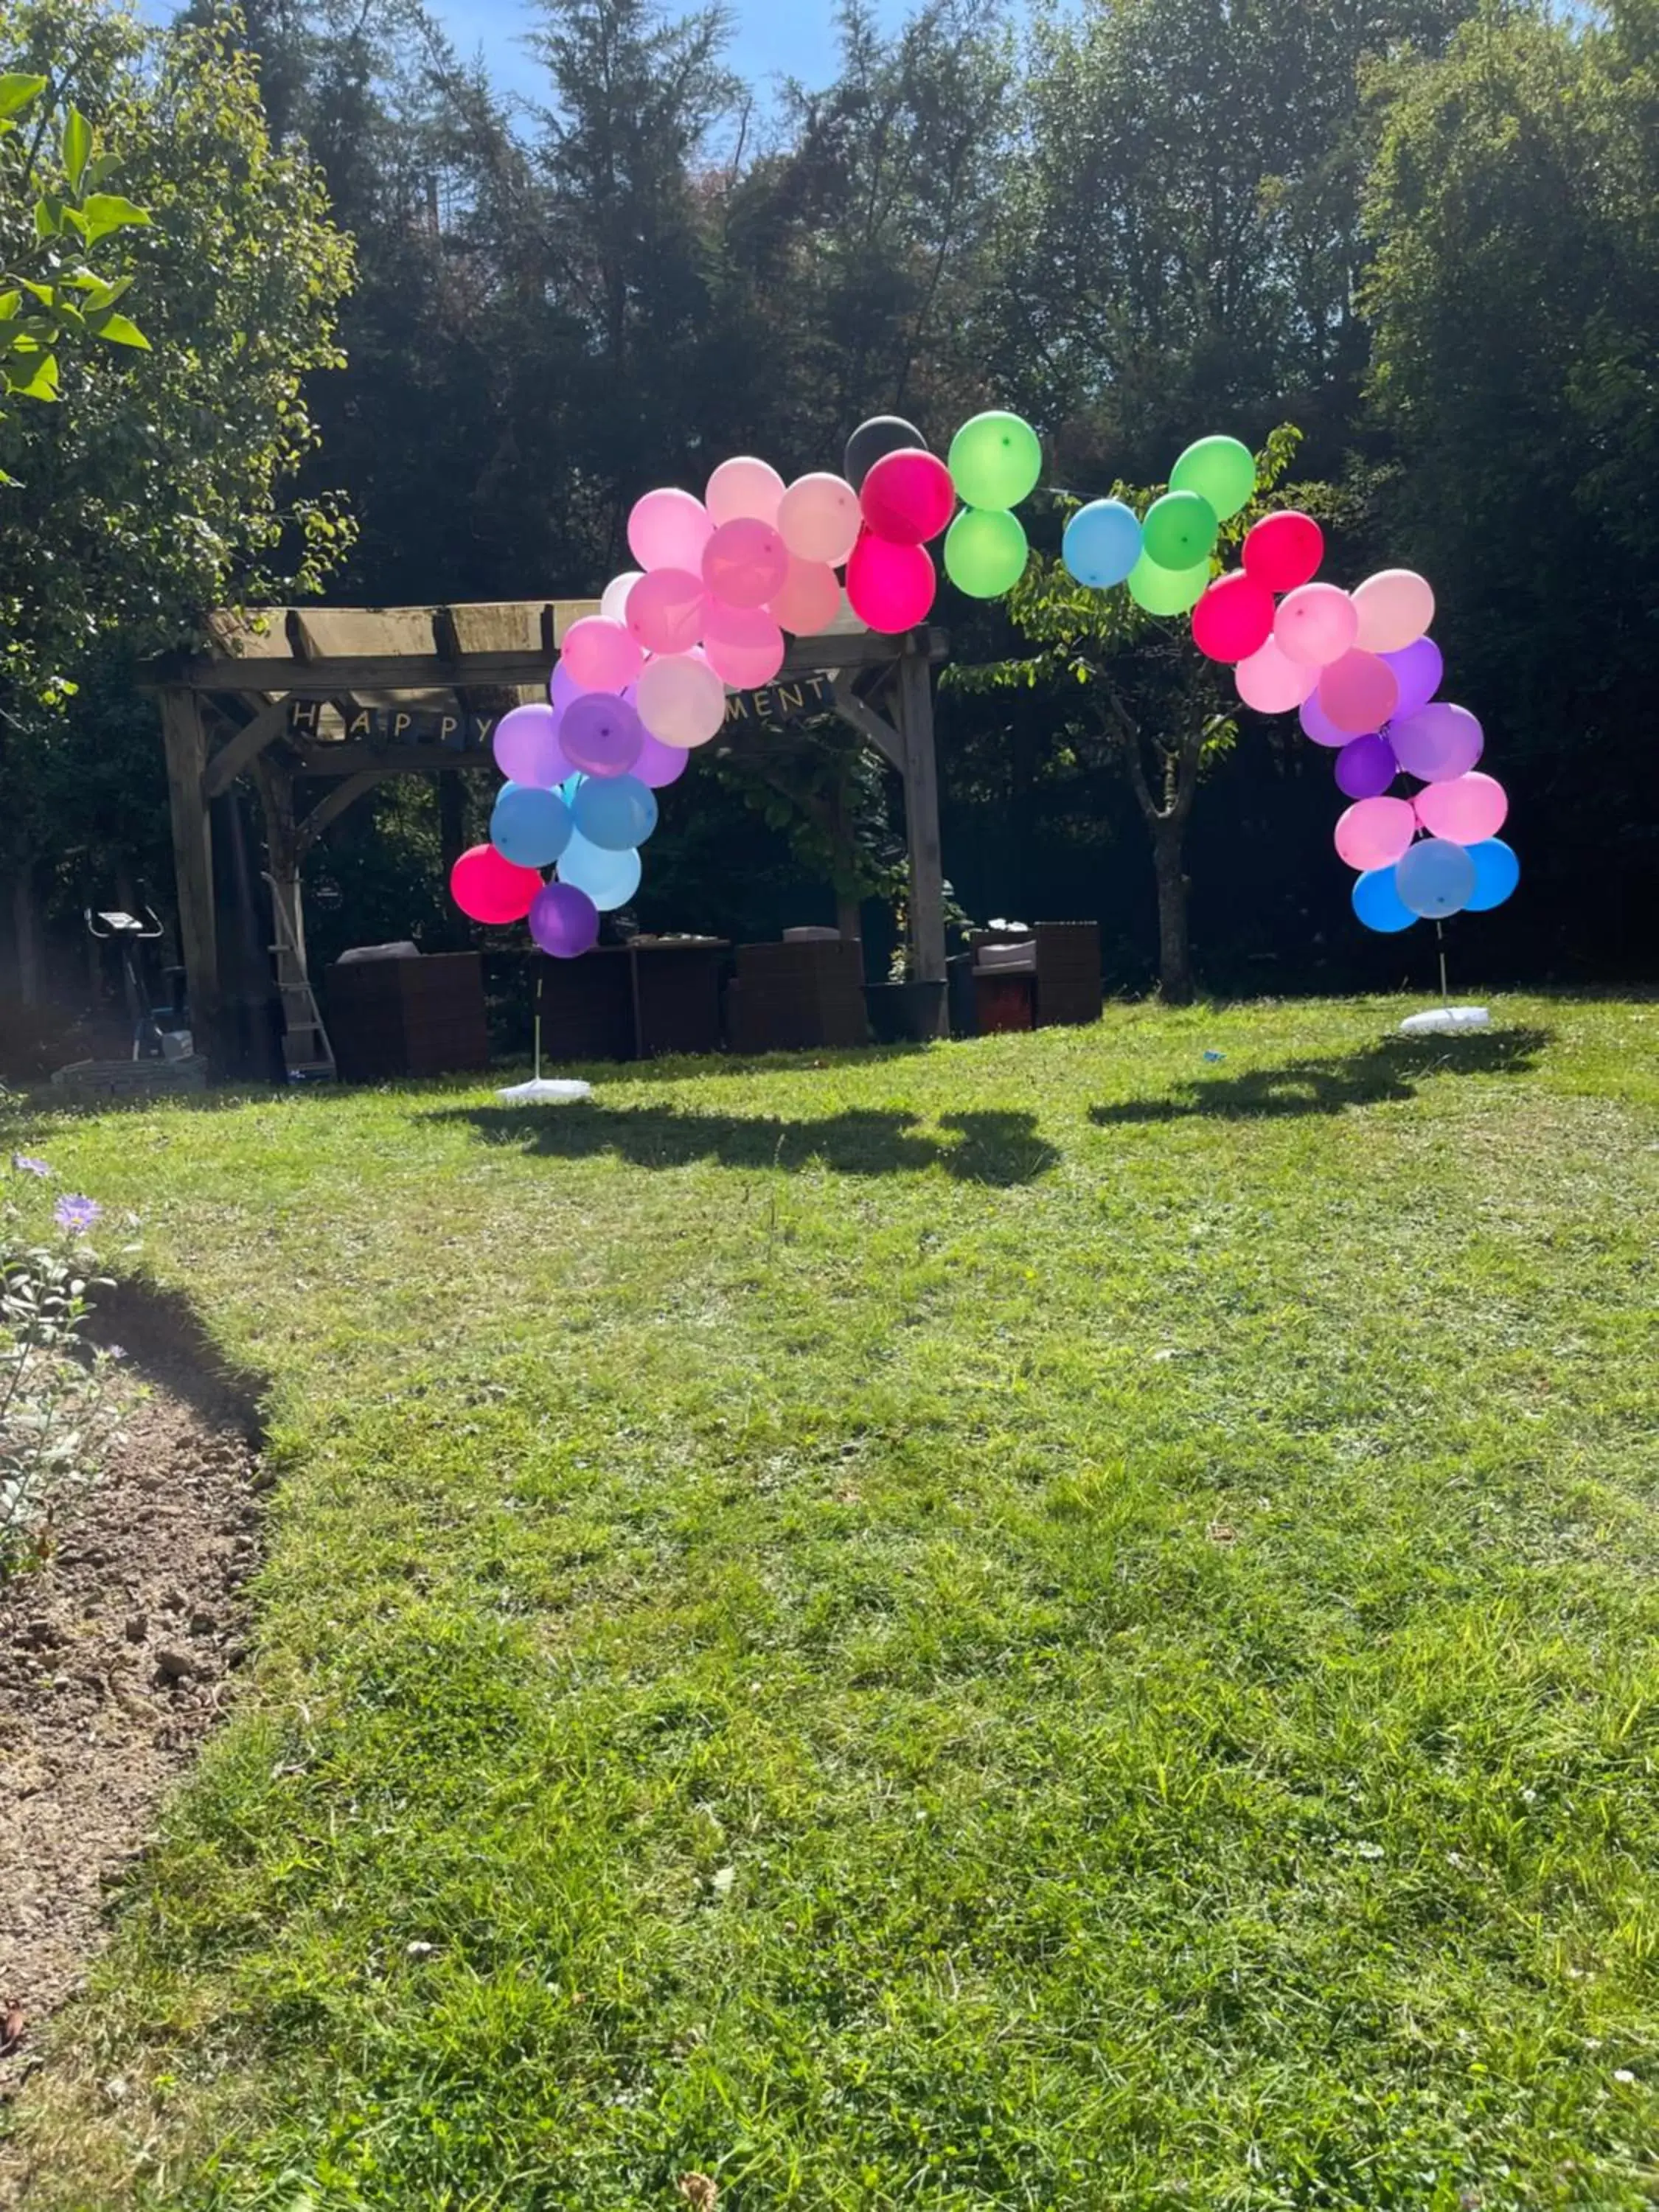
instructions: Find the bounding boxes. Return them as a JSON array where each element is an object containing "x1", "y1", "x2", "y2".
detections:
[{"x1": 84, "y1": 905, "x2": 192, "y2": 1061}]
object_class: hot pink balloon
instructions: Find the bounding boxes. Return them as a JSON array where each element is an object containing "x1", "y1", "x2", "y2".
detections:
[
  {"x1": 1388, "y1": 702, "x2": 1484, "y2": 783},
  {"x1": 1352, "y1": 568, "x2": 1435, "y2": 654},
  {"x1": 777, "y1": 473, "x2": 863, "y2": 567},
  {"x1": 628, "y1": 487, "x2": 713, "y2": 573},
  {"x1": 1382, "y1": 635, "x2": 1444, "y2": 720},
  {"x1": 1413, "y1": 771, "x2": 1508, "y2": 845},
  {"x1": 633, "y1": 729, "x2": 691, "y2": 787},
  {"x1": 768, "y1": 556, "x2": 842, "y2": 638},
  {"x1": 625, "y1": 567, "x2": 707, "y2": 656},
  {"x1": 703, "y1": 518, "x2": 790, "y2": 610},
  {"x1": 495, "y1": 703, "x2": 569, "y2": 788},
  {"x1": 859, "y1": 448, "x2": 956, "y2": 546},
  {"x1": 1276, "y1": 582, "x2": 1358, "y2": 667},
  {"x1": 635, "y1": 651, "x2": 727, "y2": 748},
  {"x1": 706, "y1": 455, "x2": 786, "y2": 528},
  {"x1": 1191, "y1": 571, "x2": 1275, "y2": 663},
  {"x1": 1235, "y1": 636, "x2": 1319, "y2": 714},
  {"x1": 703, "y1": 602, "x2": 786, "y2": 689},
  {"x1": 560, "y1": 615, "x2": 642, "y2": 694},
  {"x1": 1334, "y1": 796, "x2": 1417, "y2": 872},
  {"x1": 451, "y1": 843, "x2": 543, "y2": 925},
  {"x1": 1318, "y1": 649, "x2": 1399, "y2": 737},
  {"x1": 846, "y1": 532, "x2": 936, "y2": 634},
  {"x1": 1242, "y1": 509, "x2": 1324, "y2": 593},
  {"x1": 1298, "y1": 690, "x2": 1352, "y2": 749}
]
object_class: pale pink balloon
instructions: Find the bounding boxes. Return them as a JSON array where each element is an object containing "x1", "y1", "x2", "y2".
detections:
[
  {"x1": 1334, "y1": 796, "x2": 1417, "y2": 872},
  {"x1": 1352, "y1": 568, "x2": 1435, "y2": 654},
  {"x1": 1235, "y1": 636, "x2": 1319, "y2": 714},
  {"x1": 703, "y1": 602, "x2": 786, "y2": 689},
  {"x1": 635, "y1": 651, "x2": 728, "y2": 748},
  {"x1": 1318, "y1": 649, "x2": 1399, "y2": 737},
  {"x1": 1413, "y1": 771, "x2": 1508, "y2": 845},
  {"x1": 703, "y1": 518, "x2": 790, "y2": 611},
  {"x1": 1276, "y1": 582, "x2": 1359, "y2": 668},
  {"x1": 706, "y1": 455, "x2": 786, "y2": 528},
  {"x1": 600, "y1": 569, "x2": 643, "y2": 624},
  {"x1": 776, "y1": 473, "x2": 863, "y2": 567},
  {"x1": 627, "y1": 487, "x2": 713, "y2": 573},
  {"x1": 625, "y1": 567, "x2": 706, "y2": 656},
  {"x1": 560, "y1": 615, "x2": 643, "y2": 695},
  {"x1": 768, "y1": 556, "x2": 842, "y2": 638}
]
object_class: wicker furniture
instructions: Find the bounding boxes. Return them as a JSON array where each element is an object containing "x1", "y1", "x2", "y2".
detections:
[
  {"x1": 537, "y1": 939, "x2": 728, "y2": 1062},
  {"x1": 726, "y1": 938, "x2": 868, "y2": 1053},
  {"x1": 326, "y1": 950, "x2": 488, "y2": 1080},
  {"x1": 965, "y1": 922, "x2": 1102, "y2": 1031}
]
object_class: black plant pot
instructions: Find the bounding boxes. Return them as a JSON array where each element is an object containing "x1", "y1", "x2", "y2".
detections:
[{"x1": 863, "y1": 980, "x2": 947, "y2": 1044}]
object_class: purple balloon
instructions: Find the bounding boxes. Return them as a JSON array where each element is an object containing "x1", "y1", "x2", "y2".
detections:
[
  {"x1": 1381, "y1": 636, "x2": 1444, "y2": 721},
  {"x1": 1389, "y1": 701, "x2": 1484, "y2": 783},
  {"x1": 633, "y1": 729, "x2": 690, "y2": 789},
  {"x1": 561, "y1": 692, "x2": 644, "y2": 779},
  {"x1": 529, "y1": 881, "x2": 600, "y2": 960},
  {"x1": 494, "y1": 703, "x2": 570, "y2": 790},
  {"x1": 1299, "y1": 689, "x2": 1352, "y2": 749},
  {"x1": 548, "y1": 663, "x2": 580, "y2": 716},
  {"x1": 1335, "y1": 731, "x2": 1398, "y2": 799}
]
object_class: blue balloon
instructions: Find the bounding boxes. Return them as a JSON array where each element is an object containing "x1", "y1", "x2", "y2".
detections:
[
  {"x1": 572, "y1": 773, "x2": 658, "y2": 853},
  {"x1": 1395, "y1": 835, "x2": 1477, "y2": 919},
  {"x1": 1062, "y1": 498, "x2": 1143, "y2": 590},
  {"x1": 557, "y1": 832, "x2": 641, "y2": 912},
  {"x1": 490, "y1": 782, "x2": 572, "y2": 869},
  {"x1": 1352, "y1": 866, "x2": 1416, "y2": 935},
  {"x1": 1464, "y1": 837, "x2": 1520, "y2": 913}
]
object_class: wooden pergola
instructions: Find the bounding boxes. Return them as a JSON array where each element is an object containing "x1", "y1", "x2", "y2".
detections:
[{"x1": 146, "y1": 600, "x2": 949, "y2": 1074}]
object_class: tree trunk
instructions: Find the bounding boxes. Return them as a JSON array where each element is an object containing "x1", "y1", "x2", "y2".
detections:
[
  {"x1": 835, "y1": 894, "x2": 862, "y2": 943},
  {"x1": 1152, "y1": 826, "x2": 1193, "y2": 1004},
  {"x1": 11, "y1": 869, "x2": 38, "y2": 1007}
]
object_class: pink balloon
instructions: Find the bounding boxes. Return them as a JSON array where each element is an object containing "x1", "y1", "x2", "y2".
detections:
[
  {"x1": 1334, "y1": 796, "x2": 1417, "y2": 872},
  {"x1": 1235, "y1": 636, "x2": 1319, "y2": 714},
  {"x1": 1413, "y1": 771, "x2": 1508, "y2": 845},
  {"x1": 703, "y1": 602, "x2": 786, "y2": 689},
  {"x1": 703, "y1": 518, "x2": 790, "y2": 610},
  {"x1": 635, "y1": 652, "x2": 727, "y2": 748},
  {"x1": 706, "y1": 455, "x2": 786, "y2": 528},
  {"x1": 1298, "y1": 690, "x2": 1351, "y2": 748},
  {"x1": 626, "y1": 567, "x2": 707, "y2": 656},
  {"x1": 495, "y1": 703, "x2": 569, "y2": 787},
  {"x1": 1276, "y1": 582, "x2": 1358, "y2": 667},
  {"x1": 560, "y1": 615, "x2": 642, "y2": 694},
  {"x1": 1353, "y1": 568, "x2": 1435, "y2": 654},
  {"x1": 846, "y1": 532, "x2": 936, "y2": 633},
  {"x1": 1191, "y1": 571, "x2": 1275, "y2": 663},
  {"x1": 599, "y1": 570, "x2": 643, "y2": 624},
  {"x1": 859, "y1": 449, "x2": 956, "y2": 546},
  {"x1": 633, "y1": 729, "x2": 691, "y2": 787},
  {"x1": 627, "y1": 487, "x2": 713, "y2": 574},
  {"x1": 1318, "y1": 649, "x2": 1399, "y2": 737},
  {"x1": 768, "y1": 556, "x2": 842, "y2": 638},
  {"x1": 777, "y1": 473, "x2": 863, "y2": 567},
  {"x1": 1389, "y1": 702, "x2": 1484, "y2": 783},
  {"x1": 1242, "y1": 509, "x2": 1324, "y2": 593},
  {"x1": 451, "y1": 843, "x2": 543, "y2": 925}
]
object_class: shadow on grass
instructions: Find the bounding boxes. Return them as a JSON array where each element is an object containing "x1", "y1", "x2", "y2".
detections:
[
  {"x1": 427, "y1": 1102, "x2": 1060, "y2": 1186},
  {"x1": 1091, "y1": 1026, "x2": 1551, "y2": 1126}
]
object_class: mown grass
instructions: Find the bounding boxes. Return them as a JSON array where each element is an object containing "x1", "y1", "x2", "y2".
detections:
[{"x1": 4, "y1": 994, "x2": 1658, "y2": 2211}]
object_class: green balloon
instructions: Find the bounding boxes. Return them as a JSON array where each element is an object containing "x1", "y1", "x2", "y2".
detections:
[
  {"x1": 1126, "y1": 552, "x2": 1209, "y2": 616},
  {"x1": 1169, "y1": 434, "x2": 1256, "y2": 521},
  {"x1": 1141, "y1": 490, "x2": 1218, "y2": 571},
  {"x1": 947, "y1": 411, "x2": 1043, "y2": 511},
  {"x1": 944, "y1": 506, "x2": 1029, "y2": 598}
]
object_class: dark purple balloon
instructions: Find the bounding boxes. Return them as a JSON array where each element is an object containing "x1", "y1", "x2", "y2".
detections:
[
  {"x1": 1335, "y1": 731, "x2": 1398, "y2": 799},
  {"x1": 529, "y1": 881, "x2": 599, "y2": 959},
  {"x1": 1381, "y1": 636, "x2": 1444, "y2": 721},
  {"x1": 633, "y1": 729, "x2": 689, "y2": 789},
  {"x1": 560, "y1": 692, "x2": 644, "y2": 779}
]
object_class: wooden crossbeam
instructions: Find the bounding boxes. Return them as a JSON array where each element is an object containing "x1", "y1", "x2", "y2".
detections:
[{"x1": 201, "y1": 698, "x2": 289, "y2": 799}]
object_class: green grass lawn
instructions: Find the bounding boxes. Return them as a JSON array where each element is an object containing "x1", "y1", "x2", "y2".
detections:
[{"x1": 6, "y1": 995, "x2": 1659, "y2": 2211}]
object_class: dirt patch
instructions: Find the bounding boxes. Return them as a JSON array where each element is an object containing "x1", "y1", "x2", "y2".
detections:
[{"x1": 0, "y1": 1285, "x2": 265, "y2": 2094}]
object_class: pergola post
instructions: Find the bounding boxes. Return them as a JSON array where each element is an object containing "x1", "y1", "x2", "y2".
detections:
[
  {"x1": 159, "y1": 686, "x2": 220, "y2": 1056},
  {"x1": 896, "y1": 636, "x2": 947, "y2": 1030}
]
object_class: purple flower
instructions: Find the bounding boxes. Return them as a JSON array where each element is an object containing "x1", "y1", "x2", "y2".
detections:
[
  {"x1": 105, "y1": 1343, "x2": 128, "y2": 1361},
  {"x1": 12, "y1": 1155, "x2": 51, "y2": 1179},
  {"x1": 54, "y1": 1194, "x2": 102, "y2": 1234}
]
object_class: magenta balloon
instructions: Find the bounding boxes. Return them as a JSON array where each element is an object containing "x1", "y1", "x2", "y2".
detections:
[
  {"x1": 1381, "y1": 636, "x2": 1443, "y2": 720},
  {"x1": 845, "y1": 532, "x2": 936, "y2": 633},
  {"x1": 1235, "y1": 636, "x2": 1318, "y2": 714},
  {"x1": 703, "y1": 518, "x2": 790, "y2": 609},
  {"x1": 1334, "y1": 796, "x2": 1417, "y2": 872},
  {"x1": 1388, "y1": 702, "x2": 1484, "y2": 783},
  {"x1": 626, "y1": 567, "x2": 707, "y2": 656},
  {"x1": 1335, "y1": 732, "x2": 1397, "y2": 800},
  {"x1": 859, "y1": 448, "x2": 956, "y2": 546},
  {"x1": 633, "y1": 729, "x2": 690, "y2": 788},
  {"x1": 1298, "y1": 689, "x2": 1352, "y2": 749},
  {"x1": 703, "y1": 602, "x2": 786, "y2": 688},
  {"x1": 1413, "y1": 771, "x2": 1508, "y2": 845},
  {"x1": 560, "y1": 692, "x2": 644, "y2": 779},
  {"x1": 451, "y1": 843, "x2": 543, "y2": 925},
  {"x1": 1191, "y1": 571, "x2": 1275, "y2": 663},
  {"x1": 1318, "y1": 649, "x2": 1400, "y2": 737},
  {"x1": 1276, "y1": 582, "x2": 1358, "y2": 668},
  {"x1": 560, "y1": 616, "x2": 642, "y2": 694},
  {"x1": 494, "y1": 703, "x2": 569, "y2": 788},
  {"x1": 627, "y1": 487, "x2": 712, "y2": 573},
  {"x1": 529, "y1": 880, "x2": 600, "y2": 960}
]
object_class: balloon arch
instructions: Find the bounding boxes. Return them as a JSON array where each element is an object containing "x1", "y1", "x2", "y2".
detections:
[{"x1": 450, "y1": 413, "x2": 1519, "y2": 961}]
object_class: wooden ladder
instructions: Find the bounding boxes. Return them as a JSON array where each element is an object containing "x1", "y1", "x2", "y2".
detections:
[{"x1": 264, "y1": 872, "x2": 336, "y2": 1082}]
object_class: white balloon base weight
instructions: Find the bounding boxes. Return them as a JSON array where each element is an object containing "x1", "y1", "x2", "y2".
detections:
[
  {"x1": 496, "y1": 1077, "x2": 593, "y2": 1104},
  {"x1": 1399, "y1": 1006, "x2": 1491, "y2": 1038}
]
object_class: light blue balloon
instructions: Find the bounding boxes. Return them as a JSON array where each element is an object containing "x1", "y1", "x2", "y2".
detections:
[
  {"x1": 559, "y1": 773, "x2": 586, "y2": 805},
  {"x1": 1464, "y1": 837, "x2": 1520, "y2": 913},
  {"x1": 1352, "y1": 866, "x2": 1416, "y2": 935},
  {"x1": 572, "y1": 773, "x2": 658, "y2": 853},
  {"x1": 557, "y1": 832, "x2": 641, "y2": 912},
  {"x1": 1395, "y1": 835, "x2": 1477, "y2": 919},
  {"x1": 490, "y1": 783, "x2": 572, "y2": 869},
  {"x1": 1062, "y1": 498, "x2": 1143, "y2": 590}
]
